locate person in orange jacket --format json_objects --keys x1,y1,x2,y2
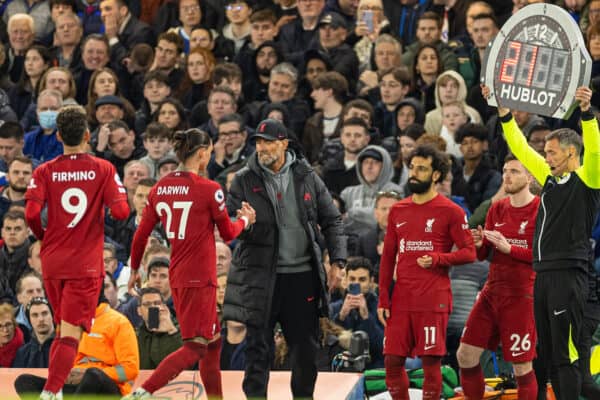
[{"x1": 14, "y1": 291, "x2": 140, "y2": 397}]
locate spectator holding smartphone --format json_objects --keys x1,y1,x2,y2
[
  {"x1": 136, "y1": 287, "x2": 183, "y2": 370},
  {"x1": 330, "y1": 257, "x2": 384, "y2": 368}
]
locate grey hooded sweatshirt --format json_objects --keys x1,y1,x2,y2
[
  {"x1": 340, "y1": 145, "x2": 403, "y2": 228},
  {"x1": 259, "y1": 151, "x2": 312, "y2": 274}
]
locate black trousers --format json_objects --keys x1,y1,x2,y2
[
  {"x1": 243, "y1": 271, "x2": 319, "y2": 399},
  {"x1": 14, "y1": 367, "x2": 121, "y2": 396},
  {"x1": 534, "y1": 268, "x2": 587, "y2": 400}
]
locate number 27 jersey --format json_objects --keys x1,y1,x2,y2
[
  {"x1": 141, "y1": 171, "x2": 241, "y2": 288},
  {"x1": 25, "y1": 154, "x2": 127, "y2": 279}
]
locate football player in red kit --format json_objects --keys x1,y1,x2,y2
[
  {"x1": 124, "y1": 128, "x2": 256, "y2": 400},
  {"x1": 458, "y1": 155, "x2": 539, "y2": 400},
  {"x1": 378, "y1": 145, "x2": 476, "y2": 400},
  {"x1": 24, "y1": 106, "x2": 130, "y2": 400}
]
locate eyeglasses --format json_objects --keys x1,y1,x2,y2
[
  {"x1": 0, "y1": 322, "x2": 14, "y2": 331},
  {"x1": 226, "y1": 4, "x2": 245, "y2": 11},
  {"x1": 181, "y1": 5, "x2": 200, "y2": 13},
  {"x1": 141, "y1": 301, "x2": 163, "y2": 308}
]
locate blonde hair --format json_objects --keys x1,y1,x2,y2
[
  {"x1": 8, "y1": 13, "x2": 34, "y2": 33},
  {"x1": 0, "y1": 303, "x2": 16, "y2": 325}
]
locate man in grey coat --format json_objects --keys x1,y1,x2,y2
[{"x1": 224, "y1": 118, "x2": 346, "y2": 399}]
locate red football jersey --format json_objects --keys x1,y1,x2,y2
[
  {"x1": 379, "y1": 194, "x2": 475, "y2": 313},
  {"x1": 25, "y1": 154, "x2": 127, "y2": 279},
  {"x1": 134, "y1": 171, "x2": 244, "y2": 288},
  {"x1": 478, "y1": 196, "x2": 539, "y2": 296}
]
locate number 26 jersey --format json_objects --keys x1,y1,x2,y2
[{"x1": 25, "y1": 154, "x2": 127, "y2": 279}]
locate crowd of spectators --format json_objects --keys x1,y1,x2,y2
[{"x1": 0, "y1": 0, "x2": 598, "y2": 394}]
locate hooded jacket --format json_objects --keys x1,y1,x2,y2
[
  {"x1": 223, "y1": 150, "x2": 346, "y2": 328},
  {"x1": 424, "y1": 70, "x2": 482, "y2": 135},
  {"x1": 340, "y1": 145, "x2": 403, "y2": 228}
]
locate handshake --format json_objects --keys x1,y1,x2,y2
[{"x1": 236, "y1": 201, "x2": 257, "y2": 228}]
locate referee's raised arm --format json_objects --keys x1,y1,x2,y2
[
  {"x1": 481, "y1": 85, "x2": 550, "y2": 185},
  {"x1": 575, "y1": 87, "x2": 600, "y2": 189}
]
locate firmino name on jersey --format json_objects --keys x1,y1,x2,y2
[
  {"x1": 157, "y1": 185, "x2": 190, "y2": 195},
  {"x1": 52, "y1": 170, "x2": 96, "y2": 182}
]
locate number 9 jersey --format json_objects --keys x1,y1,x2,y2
[{"x1": 25, "y1": 154, "x2": 128, "y2": 279}]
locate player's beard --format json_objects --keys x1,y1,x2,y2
[
  {"x1": 407, "y1": 176, "x2": 432, "y2": 194},
  {"x1": 504, "y1": 180, "x2": 528, "y2": 195}
]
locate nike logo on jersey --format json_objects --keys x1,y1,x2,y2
[
  {"x1": 511, "y1": 351, "x2": 526, "y2": 357},
  {"x1": 553, "y1": 309, "x2": 567, "y2": 316},
  {"x1": 424, "y1": 345, "x2": 436, "y2": 350},
  {"x1": 396, "y1": 222, "x2": 407, "y2": 228},
  {"x1": 494, "y1": 223, "x2": 506, "y2": 227}
]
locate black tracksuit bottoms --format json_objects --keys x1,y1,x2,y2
[
  {"x1": 243, "y1": 271, "x2": 320, "y2": 399},
  {"x1": 534, "y1": 268, "x2": 587, "y2": 400}
]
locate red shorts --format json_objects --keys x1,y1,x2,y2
[
  {"x1": 461, "y1": 291, "x2": 537, "y2": 363},
  {"x1": 384, "y1": 310, "x2": 448, "y2": 357},
  {"x1": 172, "y1": 285, "x2": 220, "y2": 341},
  {"x1": 44, "y1": 277, "x2": 103, "y2": 332}
]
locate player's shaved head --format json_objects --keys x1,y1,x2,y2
[{"x1": 56, "y1": 106, "x2": 89, "y2": 146}]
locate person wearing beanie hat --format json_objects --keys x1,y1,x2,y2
[
  {"x1": 12, "y1": 297, "x2": 55, "y2": 368},
  {"x1": 341, "y1": 144, "x2": 403, "y2": 228},
  {"x1": 224, "y1": 117, "x2": 346, "y2": 399}
]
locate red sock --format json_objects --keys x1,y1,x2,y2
[
  {"x1": 143, "y1": 341, "x2": 207, "y2": 394},
  {"x1": 421, "y1": 356, "x2": 442, "y2": 400},
  {"x1": 48, "y1": 337, "x2": 59, "y2": 364},
  {"x1": 199, "y1": 338, "x2": 222, "y2": 398},
  {"x1": 517, "y1": 370, "x2": 538, "y2": 400},
  {"x1": 43, "y1": 336, "x2": 79, "y2": 393},
  {"x1": 460, "y1": 364, "x2": 485, "y2": 400},
  {"x1": 385, "y1": 355, "x2": 410, "y2": 400}
]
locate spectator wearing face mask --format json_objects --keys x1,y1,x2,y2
[{"x1": 23, "y1": 89, "x2": 64, "y2": 163}]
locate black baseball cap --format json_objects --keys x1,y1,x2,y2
[
  {"x1": 253, "y1": 119, "x2": 288, "y2": 141},
  {"x1": 359, "y1": 148, "x2": 383, "y2": 163},
  {"x1": 95, "y1": 95, "x2": 124, "y2": 109},
  {"x1": 318, "y1": 12, "x2": 347, "y2": 30}
]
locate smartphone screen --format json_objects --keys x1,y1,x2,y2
[
  {"x1": 148, "y1": 306, "x2": 160, "y2": 329},
  {"x1": 348, "y1": 282, "x2": 361, "y2": 295},
  {"x1": 363, "y1": 10, "x2": 374, "y2": 33}
]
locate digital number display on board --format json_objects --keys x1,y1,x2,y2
[{"x1": 481, "y1": 4, "x2": 591, "y2": 119}]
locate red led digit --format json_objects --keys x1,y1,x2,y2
[{"x1": 499, "y1": 41, "x2": 522, "y2": 84}]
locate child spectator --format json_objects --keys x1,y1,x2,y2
[
  {"x1": 440, "y1": 101, "x2": 468, "y2": 159},
  {"x1": 139, "y1": 123, "x2": 173, "y2": 179}
]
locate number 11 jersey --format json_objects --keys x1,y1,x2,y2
[{"x1": 25, "y1": 154, "x2": 127, "y2": 279}]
